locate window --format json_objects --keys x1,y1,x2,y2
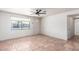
[{"x1": 11, "y1": 17, "x2": 30, "y2": 30}]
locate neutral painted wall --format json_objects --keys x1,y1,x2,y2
[
  {"x1": 41, "y1": 14, "x2": 67, "y2": 40},
  {"x1": 41, "y1": 9, "x2": 79, "y2": 40},
  {"x1": 75, "y1": 19, "x2": 79, "y2": 35},
  {"x1": 0, "y1": 11, "x2": 40, "y2": 41}
]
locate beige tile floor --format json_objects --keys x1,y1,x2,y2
[{"x1": 0, "y1": 35, "x2": 79, "y2": 51}]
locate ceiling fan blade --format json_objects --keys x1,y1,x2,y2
[
  {"x1": 43, "y1": 11, "x2": 46, "y2": 12},
  {"x1": 36, "y1": 9, "x2": 38, "y2": 11},
  {"x1": 39, "y1": 9, "x2": 42, "y2": 12},
  {"x1": 39, "y1": 13, "x2": 46, "y2": 14},
  {"x1": 36, "y1": 9, "x2": 41, "y2": 12}
]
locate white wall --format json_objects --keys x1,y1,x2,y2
[
  {"x1": 41, "y1": 9, "x2": 79, "y2": 40},
  {"x1": 0, "y1": 11, "x2": 40, "y2": 41},
  {"x1": 41, "y1": 14, "x2": 67, "y2": 40},
  {"x1": 75, "y1": 19, "x2": 79, "y2": 35}
]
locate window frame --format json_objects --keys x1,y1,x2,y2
[{"x1": 11, "y1": 17, "x2": 30, "y2": 30}]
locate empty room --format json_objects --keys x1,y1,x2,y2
[{"x1": 0, "y1": 8, "x2": 79, "y2": 51}]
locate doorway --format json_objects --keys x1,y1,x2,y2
[{"x1": 67, "y1": 14, "x2": 79, "y2": 40}]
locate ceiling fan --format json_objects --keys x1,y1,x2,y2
[{"x1": 31, "y1": 8, "x2": 46, "y2": 16}]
